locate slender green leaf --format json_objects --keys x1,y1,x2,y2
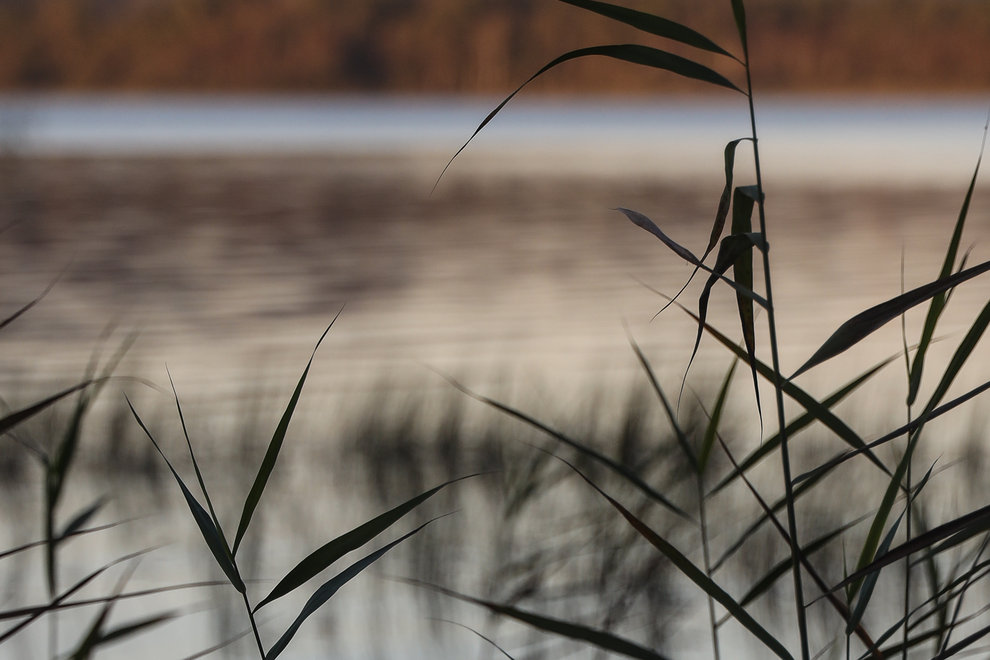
[
  {"x1": 792, "y1": 258, "x2": 990, "y2": 379},
  {"x1": 256, "y1": 474, "x2": 476, "y2": 610},
  {"x1": 839, "y1": 503, "x2": 990, "y2": 594},
  {"x1": 730, "y1": 0, "x2": 749, "y2": 57},
  {"x1": 620, "y1": 208, "x2": 769, "y2": 308},
  {"x1": 69, "y1": 562, "x2": 137, "y2": 660},
  {"x1": 234, "y1": 310, "x2": 341, "y2": 556},
  {"x1": 266, "y1": 518, "x2": 441, "y2": 659},
  {"x1": 684, "y1": 231, "x2": 766, "y2": 400},
  {"x1": 731, "y1": 185, "x2": 761, "y2": 421},
  {"x1": 728, "y1": 518, "x2": 861, "y2": 613},
  {"x1": 80, "y1": 613, "x2": 176, "y2": 651},
  {"x1": 848, "y1": 463, "x2": 935, "y2": 633},
  {"x1": 0, "y1": 548, "x2": 151, "y2": 643},
  {"x1": 711, "y1": 355, "x2": 894, "y2": 495},
  {"x1": 710, "y1": 139, "x2": 750, "y2": 257},
  {"x1": 699, "y1": 360, "x2": 736, "y2": 471},
  {"x1": 648, "y1": 285, "x2": 891, "y2": 476},
  {"x1": 0, "y1": 380, "x2": 94, "y2": 437},
  {"x1": 57, "y1": 499, "x2": 106, "y2": 544},
  {"x1": 795, "y1": 377, "x2": 990, "y2": 486},
  {"x1": 0, "y1": 274, "x2": 59, "y2": 332},
  {"x1": 564, "y1": 459, "x2": 792, "y2": 659},
  {"x1": 437, "y1": 619, "x2": 517, "y2": 660},
  {"x1": 413, "y1": 581, "x2": 669, "y2": 660},
  {"x1": 126, "y1": 396, "x2": 245, "y2": 593},
  {"x1": 910, "y1": 121, "x2": 988, "y2": 405},
  {"x1": 168, "y1": 368, "x2": 232, "y2": 559},
  {"x1": 558, "y1": 0, "x2": 739, "y2": 61},
  {"x1": 438, "y1": 44, "x2": 741, "y2": 186},
  {"x1": 627, "y1": 333, "x2": 696, "y2": 470}
]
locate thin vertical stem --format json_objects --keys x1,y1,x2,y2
[
  {"x1": 742, "y1": 52, "x2": 811, "y2": 660},
  {"x1": 698, "y1": 475, "x2": 721, "y2": 660},
  {"x1": 241, "y1": 590, "x2": 266, "y2": 658}
]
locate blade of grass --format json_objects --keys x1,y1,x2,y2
[
  {"x1": 620, "y1": 208, "x2": 769, "y2": 308},
  {"x1": 0, "y1": 380, "x2": 97, "y2": 437},
  {"x1": 168, "y1": 367, "x2": 231, "y2": 559},
  {"x1": 847, "y1": 463, "x2": 936, "y2": 634},
  {"x1": 710, "y1": 355, "x2": 895, "y2": 496},
  {"x1": 558, "y1": 0, "x2": 740, "y2": 61},
  {"x1": 255, "y1": 474, "x2": 477, "y2": 610},
  {"x1": 437, "y1": 44, "x2": 742, "y2": 187},
  {"x1": 792, "y1": 259, "x2": 990, "y2": 379},
  {"x1": 909, "y1": 115, "x2": 988, "y2": 405},
  {"x1": 730, "y1": 186, "x2": 761, "y2": 422},
  {"x1": 265, "y1": 517, "x2": 444, "y2": 659},
  {"x1": 233, "y1": 310, "x2": 340, "y2": 557},
  {"x1": 699, "y1": 360, "x2": 736, "y2": 472},
  {"x1": 0, "y1": 547, "x2": 153, "y2": 644},
  {"x1": 653, "y1": 292, "x2": 891, "y2": 476},
  {"x1": 126, "y1": 396, "x2": 245, "y2": 593},
  {"x1": 627, "y1": 332, "x2": 696, "y2": 470}
]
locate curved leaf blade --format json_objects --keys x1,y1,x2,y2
[
  {"x1": 256, "y1": 474, "x2": 475, "y2": 610},
  {"x1": 265, "y1": 518, "x2": 441, "y2": 659},
  {"x1": 792, "y1": 259, "x2": 990, "y2": 379},
  {"x1": 233, "y1": 310, "x2": 341, "y2": 556},
  {"x1": 910, "y1": 119, "x2": 989, "y2": 404},
  {"x1": 438, "y1": 44, "x2": 741, "y2": 186},
  {"x1": 126, "y1": 397, "x2": 244, "y2": 593},
  {"x1": 558, "y1": 0, "x2": 739, "y2": 61}
]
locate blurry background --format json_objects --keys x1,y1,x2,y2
[{"x1": 0, "y1": 1, "x2": 989, "y2": 658}]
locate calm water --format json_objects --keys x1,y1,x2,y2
[{"x1": 1, "y1": 95, "x2": 989, "y2": 659}]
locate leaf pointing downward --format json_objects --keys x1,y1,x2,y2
[
  {"x1": 791, "y1": 258, "x2": 990, "y2": 380},
  {"x1": 255, "y1": 475, "x2": 475, "y2": 610}
]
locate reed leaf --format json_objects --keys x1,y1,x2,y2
[
  {"x1": 909, "y1": 123, "x2": 987, "y2": 405},
  {"x1": 0, "y1": 381, "x2": 95, "y2": 439},
  {"x1": 848, "y1": 463, "x2": 936, "y2": 633},
  {"x1": 265, "y1": 517, "x2": 442, "y2": 659},
  {"x1": 438, "y1": 44, "x2": 741, "y2": 186},
  {"x1": 710, "y1": 139, "x2": 750, "y2": 258},
  {"x1": 731, "y1": 186, "x2": 761, "y2": 421},
  {"x1": 699, "y1": 359, "x2": 736, "y2": 472},
  {"x1": 558, "y1": 0, "x2": 739, "y2": 61},
  {"x1": 620, "y1": 208, "x2": 769, "y2": 308},
  {"x1": 791, "y1": 259, "x2": 990, "y2": 379},
  {"x1": 233, "y1": 311, "x2": 340, "y2": 557},
  {"x1": 730, "y1": 0, "x2": 748, "y2": 56},
  {"x1": 656, "y1": 294, "x2": 890, "y2": 475},
  {"x1": 710, "y1": 356, "x2": 893, "y2": 496},
  {"x1": 126, "y1": 396, "x2": 245, "y2": 594},
  {"x1": 169, "y1": 368, "x2": 231, "y2": 559},
  {"x1": 57, "y1": 499, "x2": 106, "y2": 544},
  {"x1": 255, "y1": 475, "x2": 475, "y2": 611},
  {"x1": 840, "y1": 504, "x2": 990, "y2": 593},
  {"x1": 628, "y1": 334, "x2": 696, "y2": 471}
]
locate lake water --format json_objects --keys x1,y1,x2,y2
[{"x1": 1, "y1": 94, "x2": 989, "y2": 659}]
